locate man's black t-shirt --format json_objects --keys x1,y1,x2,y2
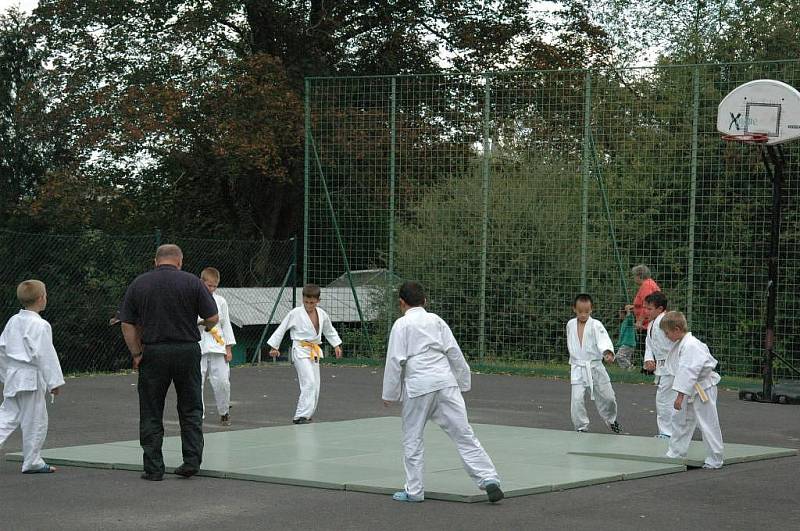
[{"x1": 119, "y1": 264, "x2": 217, "y2": 344}]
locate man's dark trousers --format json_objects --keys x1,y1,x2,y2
[{"x1": 138, "y1": 342, "x2": 204, "y2": 476}]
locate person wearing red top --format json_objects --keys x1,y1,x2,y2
[{"x1": 625, "y1": 265, "x2": 660, "y2": 331}]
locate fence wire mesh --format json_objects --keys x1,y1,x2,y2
[
  {"x1": 306, "y1": 61, "x2": 800, "y2": 380},
  {"x1": 0, "y1": 229, "x2": 295, "y2": 374}
]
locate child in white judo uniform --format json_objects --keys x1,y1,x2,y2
[
  {"x1": 642, "y1": 291, "x2": 677, "y2": 438},
  {"x1": 268, "y1": 284, "x2": 342, "y2": 424},
  {"x1": 660, "y1": 311, "x2": 724, "y2": 469},
  {"x1": 567, "y1": 294, "x2": 622, "y2": 433},
  {"x1": 0, "y1": 280, "x2": 65, "y2": 473},
  {"x1": 198, "y1": 267, "x2": 236, "y2": 426},
  {"x1": 382, "y1": 281, "x2": 503, "y2": 504}
]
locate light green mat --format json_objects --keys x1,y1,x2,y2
[{"x1": 7, "y1": 417, "x2": 796, "y2": 502}]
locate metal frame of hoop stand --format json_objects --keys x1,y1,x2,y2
[{"x1": 723, "y1": 134, "x2": 800, "y2": 404}]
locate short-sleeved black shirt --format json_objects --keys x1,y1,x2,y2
[{"x1": 118, "y1": 264, "x2": 218, "y2": 345}]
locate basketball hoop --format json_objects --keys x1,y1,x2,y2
[{"x1": 721, "y1": 132, "x2": 769, "y2": 144}]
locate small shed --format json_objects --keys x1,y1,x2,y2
[{"x1": 216, "y1": 286, "x2": 383, "y2": 364}]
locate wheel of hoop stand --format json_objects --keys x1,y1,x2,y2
[{"x1": 721, "y1": 132, "x2": 770, "y2": 144}]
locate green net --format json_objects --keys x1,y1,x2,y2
[
  {"x1": 306, "y1": 61, "x2": 800, "y2": 380},
  {"x1": 0, "y1": 229, "x2": 295, "y2": 374}
]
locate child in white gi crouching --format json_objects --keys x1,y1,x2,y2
[
  {"x1": 0, "y1": 280, "x2": 65, "y2": 473},
  {"x1": 382, "y1": 281, "x2": 503, "y2": 504},
  {"x1": 567, "y1": 294, "x2": 622, "y2": 434},
  {"x1": 660, "y1": 311, "x2": 724, "y2": 469},
  {"x1": 268, "y1": 284, "x2": 342, "y2": 424}
]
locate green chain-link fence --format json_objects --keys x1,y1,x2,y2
[
  {"x1": 305, "y1": 60, "x2": 800, "y2": 380},
  {"x1": 0, "y1": 229, "x2": 296, "y2": 374}
]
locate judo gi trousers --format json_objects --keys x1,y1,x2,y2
[
  {"x1": 0, "y1": 389, "x2": 48, "y2": 471},
  {"x1": 293, "y1": 355, "x2": 320, "y2": 420},
  {"x1": 401, "y1": 386, "x2": 499, "y2": 498},
  {"x1": 655, "y1": 374, "x2": 677, "y2": 437},
  {"x1": 200, "y1": 353, "x2": 230, "y2": 417},
  {"x1": 571, "y1": 365, "x2": 618, "y2": 431},
  {"x1": 666, "y1": 386, "x2": 724, "y2": 468},
  {"x1": 138, "y1": 342, "x2": 204, "y2": 475}
]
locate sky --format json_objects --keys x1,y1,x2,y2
[{"x1": 0, "y1": 0, "x2": 37, "y2": 14}]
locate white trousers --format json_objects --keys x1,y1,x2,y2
[
  {"x1": 655, "y1": 374, "x2": 677, "y2": 436},
  {"x1": 0, "y1": 390, "x2": 48, "y2": 471},
  {"x1": 571, "y1": 366, "x2": 618, "y2": 431},
  {"x1": 200, "y1": 353, "x2": 231, "y2": 416},
  {"x1": 401, "y1": 386, "x2": 499, "y2": 498},
  {"x1": 293, "y1": 356, "x2": 320, "y2": 420},
  {"x1": 666, "y1": 386, "x2": 724, "y2": 468}
]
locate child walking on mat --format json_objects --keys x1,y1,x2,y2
[
  {"x1": 268, "y1": 284, "x2": 342, "y2": 424},
  {"x1": 0, "y1": 280, "x2": 65, "y2": 473},
  {"x1": 567, "y1": 294, "x2": 622, "y2": 434},
  {"x1": 660, "y1": 311, "x2": 724, "y2": 469}
]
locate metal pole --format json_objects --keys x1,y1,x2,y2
[
  {"x1": 388, "y1": 77, "x2": 397, "y2": 338},
  {"x1": 762, "y1": 145, "x2": 783, "y2": 400},
  {"x1": 687, "y1": 67, "x2": 699, "y2": 327},
  {"x1": 580, "y1": 71, "x2": 592, "y2": 292},
  {"x1": 303, "y1": 78, "x2": 311, "y2": 285},
  {"x1": 478, "y1": 74, "x2": 492, "y2": 359}
]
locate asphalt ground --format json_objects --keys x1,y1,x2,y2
[{"x1": 1, "y1": 363, "x2": 798, "y2": 531}]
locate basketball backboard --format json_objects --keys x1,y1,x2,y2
[{"x1": 717, "y1": 79, "x2": 800, "y2": 145}]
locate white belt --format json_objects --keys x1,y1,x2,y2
[{"x1": 577, "y1": 360, "x2": 597, "y2": 400}]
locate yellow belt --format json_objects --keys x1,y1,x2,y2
[{"x1": 300, "y1": 341, "x2": 322, "y2": 363}]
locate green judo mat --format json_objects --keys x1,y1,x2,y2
[{"x1": 7, "y1": 417, "x2": 797, "y2": 502}]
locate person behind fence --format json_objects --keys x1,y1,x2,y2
[
  {"x1": 615, "y1": 305, "x2": 636, "y2": 370},
  {"x1": 627, "y1": 264, "x2": 661, "y2": 331},
  {"x1": 660, "y1": 311, "x2": 724, "y2": 469},
  {"x1": 198, "y1": 267, "x2": 236, "y2": 427},
  {"x1": 119, "y1": 244, "x2": 219, "y2": 481},
  {"x1": 643, "y1": 291, "x2": 677, "y2": 439},
  {"x1": 567, "y1": 293, "x2": 622, "y2": 434},
  {"x1": 268, "y1": 283, "x2": 342, "y2": 424},
  {"x1": 0, "y1": 280, "x2": 65, "y2": 474},
  {"x1": 382, "y1": 281, "x2": 503, "y2": 504}
]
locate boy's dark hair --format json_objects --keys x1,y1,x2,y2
[
  {"x1": 644, "y1": 291, "x2": 668, "y2": 310},
  {"x1": 302, "y1": 283, "x2": 321, "y2": 299},
  {"x1": 398, "y1": 281, "x2": 426, "y2": 307},
  {"x1": 573, "y1": 293, "x2": 593, "y2": 306}
]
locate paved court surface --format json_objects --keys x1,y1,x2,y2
[{"x1": 1, "y1": 364, "x2": 799, "y2": 529}]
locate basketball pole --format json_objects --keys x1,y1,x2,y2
[{"x1": 759, "y1": 144, "x2": 783, "y2": 400}]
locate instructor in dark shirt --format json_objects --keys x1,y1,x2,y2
[{"x1": 119, "y1": 244, "x2": 219, "y2": 481}]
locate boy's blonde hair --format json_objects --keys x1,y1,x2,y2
[
  {"x1": 17, "y1": 279, "x2": 46, "y2": 307},
  {"x1": 660, "y1": 311, "x2": 688, "y2": 333},
  {"x1": 201, "y1": 267, "x2": 221, "y2": 282},
  {"x1": 302, "y1": 283, "x2": 321, "y2": 299}
]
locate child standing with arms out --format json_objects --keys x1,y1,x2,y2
[
  {"x1": 198, "y1": 268, "x2": 236, "y2": 426},
  {"x1": 268, "y1": 284, "x2": 342, "y2": 424},
  {"x1": 615, "y1": 306, "x2": 636, "y2": 370},
  {"x1": 567, "y1": 294, "x2": 622, "y2": 433},
  {"x1": 643, "y1": 291, "x2": 677, "y2": 438},
  {"x1": 660, "y1": 311, "x2": 724, "y2": 469},
  {"x1": 382, "y1": 281, "x2": 503, "y2": 503},
  {"x1": 0, "y1": 280, "x2": 65, "y2": 473}
]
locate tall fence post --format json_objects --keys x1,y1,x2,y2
[
  {"x1": 478, "y1": 74, "x2": 492, "y2": 359},
  {"x1": 303, "y1": 78, "x2": 311, "y2": 285},
  {"x1": 154, "y1": 228, "x2": 161, "y2": 249},
  {"x1": 388, "y1": 76, "x2": 397, "y2": 337},
  {"x1": 580, "y1": 71, "x2": 593, "y2": 292},
  {"x1": 687, "y1": 66, "x2": 700, "y2": 327}
]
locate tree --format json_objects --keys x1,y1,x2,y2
[{"x1": 0, "y1": 7, "x2": 49, "y2": 228}]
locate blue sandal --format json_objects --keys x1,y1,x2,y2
[{"x1": 23, "y1": 463, "x2": 57, "y2": 474}]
